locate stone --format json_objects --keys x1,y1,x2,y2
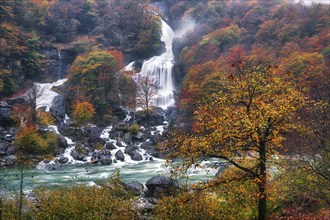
[
  {"x1": 0, "y1": 107, "x2": 15, "y2": 126},
  {"x1": 130, "y1": 151, "x2": 143, "y2": 161},
  {"x1": 87, "y1": 126, "x2": 102, "y2": 138},
  {"x1": 100, "y1": 155, "x2": 112, "y2": 165},
  {"x1": 105, "y1": 142, "x2": 116, "y2": 150},
  {"x1": 127, "y1": 181, "x2": 144, "y2": 196},
  {"x1": 58, "y1": 156, "x2": 69, "y2": 164},
  {"x1": 6, "y1": 146, "x2": 15, "y2": 155},
  {"x1": 47, "y1": 162, "x2": 62, "y2": 171},
  {"x1": 6, "y1": 97, "x2": 26, "y2": 106},
  {"x1": 145, "y1": 175, "x2": 177, "y2": 196},
  {"x1": 115, "y1": 150, "x2": 125, "y2": 161},
  {"x1": 71, "y1": 150, "x2": 85, "y2": 161},
  {"x1": 140, "y1": 141, "x2": 154, "y2": 150},
  {"x1": 124, "y1": 145, "x2": 139, "y2": 155}
]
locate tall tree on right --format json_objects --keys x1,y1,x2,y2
[{"x1": 169, "y1": 61, "x2": 306, "y2": 220}]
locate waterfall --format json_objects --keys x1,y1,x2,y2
[
  {"x1": 138, "y1": 19, "x2": 175, "y2": 109},
  {"x1": 57, "y1": 49, "x2": 62, "y2": 79}
]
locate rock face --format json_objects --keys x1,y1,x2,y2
[
  {"x1": 50, "y1": 94, "x2": 66, "y2": 122},
  {"x1": 0, "y1": 106, "x2": 15, "y2": 127}
]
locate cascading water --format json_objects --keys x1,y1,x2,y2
[{"x1": 138, "y1": 19, "x2": 175, "y2": 109}]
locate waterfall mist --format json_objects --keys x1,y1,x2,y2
[{"x1": 174, "y1": 16, "x2": 196, "y2": 39}]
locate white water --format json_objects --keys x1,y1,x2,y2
[
  {"x1": 138, "y1": 19, "x2": 175, "y2": 109},
  {"x1": 33, "y1": 78, "x2": 68, "y2": 111}
]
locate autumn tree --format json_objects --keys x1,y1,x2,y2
[
  {"x1": 69, "y1": 49, "x2": 123, "y2": 119},
  {"x1": 169, "y1": 62, "x2": 306, "y2": 220},
  {"x1": 13, "y1": 124, "x2": 59, "y2": 219},
  {"x1": 72, "y1": 100, "x2": 95, "y2": 126}
]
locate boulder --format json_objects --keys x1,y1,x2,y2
[
  {"x1": 0, "y1": 107, "x2": 15, "y2": 126},
  {"x1": 130, "y1": 151, "x2": 143, "y2": 161},
  {"x1": 115, "y1": 150, "x2": 125, "y2": 161},
  {"x1": 127, "y1": 181, "x2": 144, "y2": 196},
  {"x1": 105, "y1": 142, "x2": 116, "y2": 150},
  {"x1": 140, "y1": 141, "x2": 154, "y2": 150},
  {"x1": 6, "y1": 97, "x2": 26, "y2": 106},
  {"x1": 123, "y1": 133, "x2": 132, "y2": 144},
  {"x1": 145, "y1": 175, "x2": 177, "y2": 197},
  {"x1": 5, "y1": 155, "x2": 17, "y2": 165},
  {"x1": 71, "y1": 150, "x2": 85, "y2": 161},
  {"x1": 133, "y1": 132, "x2": 145, "y2": 141},
  {"x1": 124, "y1": 145, "x2": 139, "y2": 155},
  {"x1": 58, "y1": 156, "x2": 69, "y2": 164},
  {"x1": 59, "y1": 136, "x2": 68, "y2": 149},
  {"x1": 100, "y1": 155, "x2": 112, "y2": 165},
  {"x1": 50, "y1": 94, "x2": 66, "y2": 122},
  {"x1": 146, "y1": 149, "x2": 167, "y2": 159},
  {"x1": 135, "y1": 110, "x2": 165, "y2": 127},
  {"x1": 46, "y1": 161, "x2": 62, "y2": 170},
  {"x1": 0, "y1": 141, "x2": 9, "y2": 156},
  {"x1": 87, "y1": 126, "x2": 103, "y2": 138},
  {"x1": 6, "y1": 146, "x2": 15, "y2": 155}
]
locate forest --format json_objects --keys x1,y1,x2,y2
[{"x1": 0, "y1": 0, "x2": 329, "y2": 219}]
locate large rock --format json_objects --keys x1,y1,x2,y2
[
  {"x1": 58, "y1": 156, "x2": 69, "y2": 164},
  {"x1": 105, "y1": 142, "x2": 116, "y2": 150},
  {"x1": 115, "y1": 150, "x2": 125, "y2": 161},
  {"x1": 6, "y1": 146, "x2": 15, "y2": 155},
  {"x1": 50, "y1": 94, "x2": 66, "y2": 122},
  {"x1": 46, "y1": 161, "x2": 62, "y2": 170},
  {"x1": 135, "y1": 109, "x2": 165, "y2": 127},
  {"x1": 100, "y1": 155, "x2": 112, "y2": 165},
  {"x1": 130, "y1": 151, "x2": 143, "y2": 161},
  {"x1": 140, "y1": 141, "x2": 154, "y2": 150},
  {"x1": 127, "y1": 181, "x2": 144, "y2": 196},
  {"x1": 71, "y1": 150, "x2": 86, "y2": 161},
  {"x1": 145, "y1": 175, "x2": 177, "y2": 197},
  {"x1": 0, "y1": 106, "x2": 15, "y2": 126},
  {"x1": 124, "y1": 145, "x2": 139, "y2": 155},
  {"x1": 6, "y1": 97, "x2": 26, "y2": 106},
  {"x1": 87, "y1": 126, "x2": 102, "y2": 139}
]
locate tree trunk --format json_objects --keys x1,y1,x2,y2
[
  {"x1": 0, "y1": 197, "x2": 3, "y2": 220},
  {"x1": 18, "y1": 167, "x2": 24, "y2": 220},
  {"x1": 258, "y1": 143, "x2": 267, "y2": 220}
]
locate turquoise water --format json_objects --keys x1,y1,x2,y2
[{"x1": 0, "y1": 159, "x2": 218, "y2": 194}]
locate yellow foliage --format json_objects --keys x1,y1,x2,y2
[
  {"x1": 37, "y1": 111, "x2": 55, "y2": 126},
  {"x1": 72, "y1": 101, "x2": 95, "y2": 125}
]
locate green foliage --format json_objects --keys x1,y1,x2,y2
[
  {"x1": 27, "y1": 174, "x2": 136, "y2": 220},
  {"x1": 128, "y1": 123, "x2": 139, "y2": 135},
  {"x1": 69, "y1": 49, "x2": 123, "y2": 119},
  {"x1": 13, "y1": 125, "x2": 59, "y2": 159},
  {"x1": 268, "y1": 160, "x2": 330, "y2": 217},
  {"x1": 200, "y1": 25, "x2": 241, "y2": 51}
]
